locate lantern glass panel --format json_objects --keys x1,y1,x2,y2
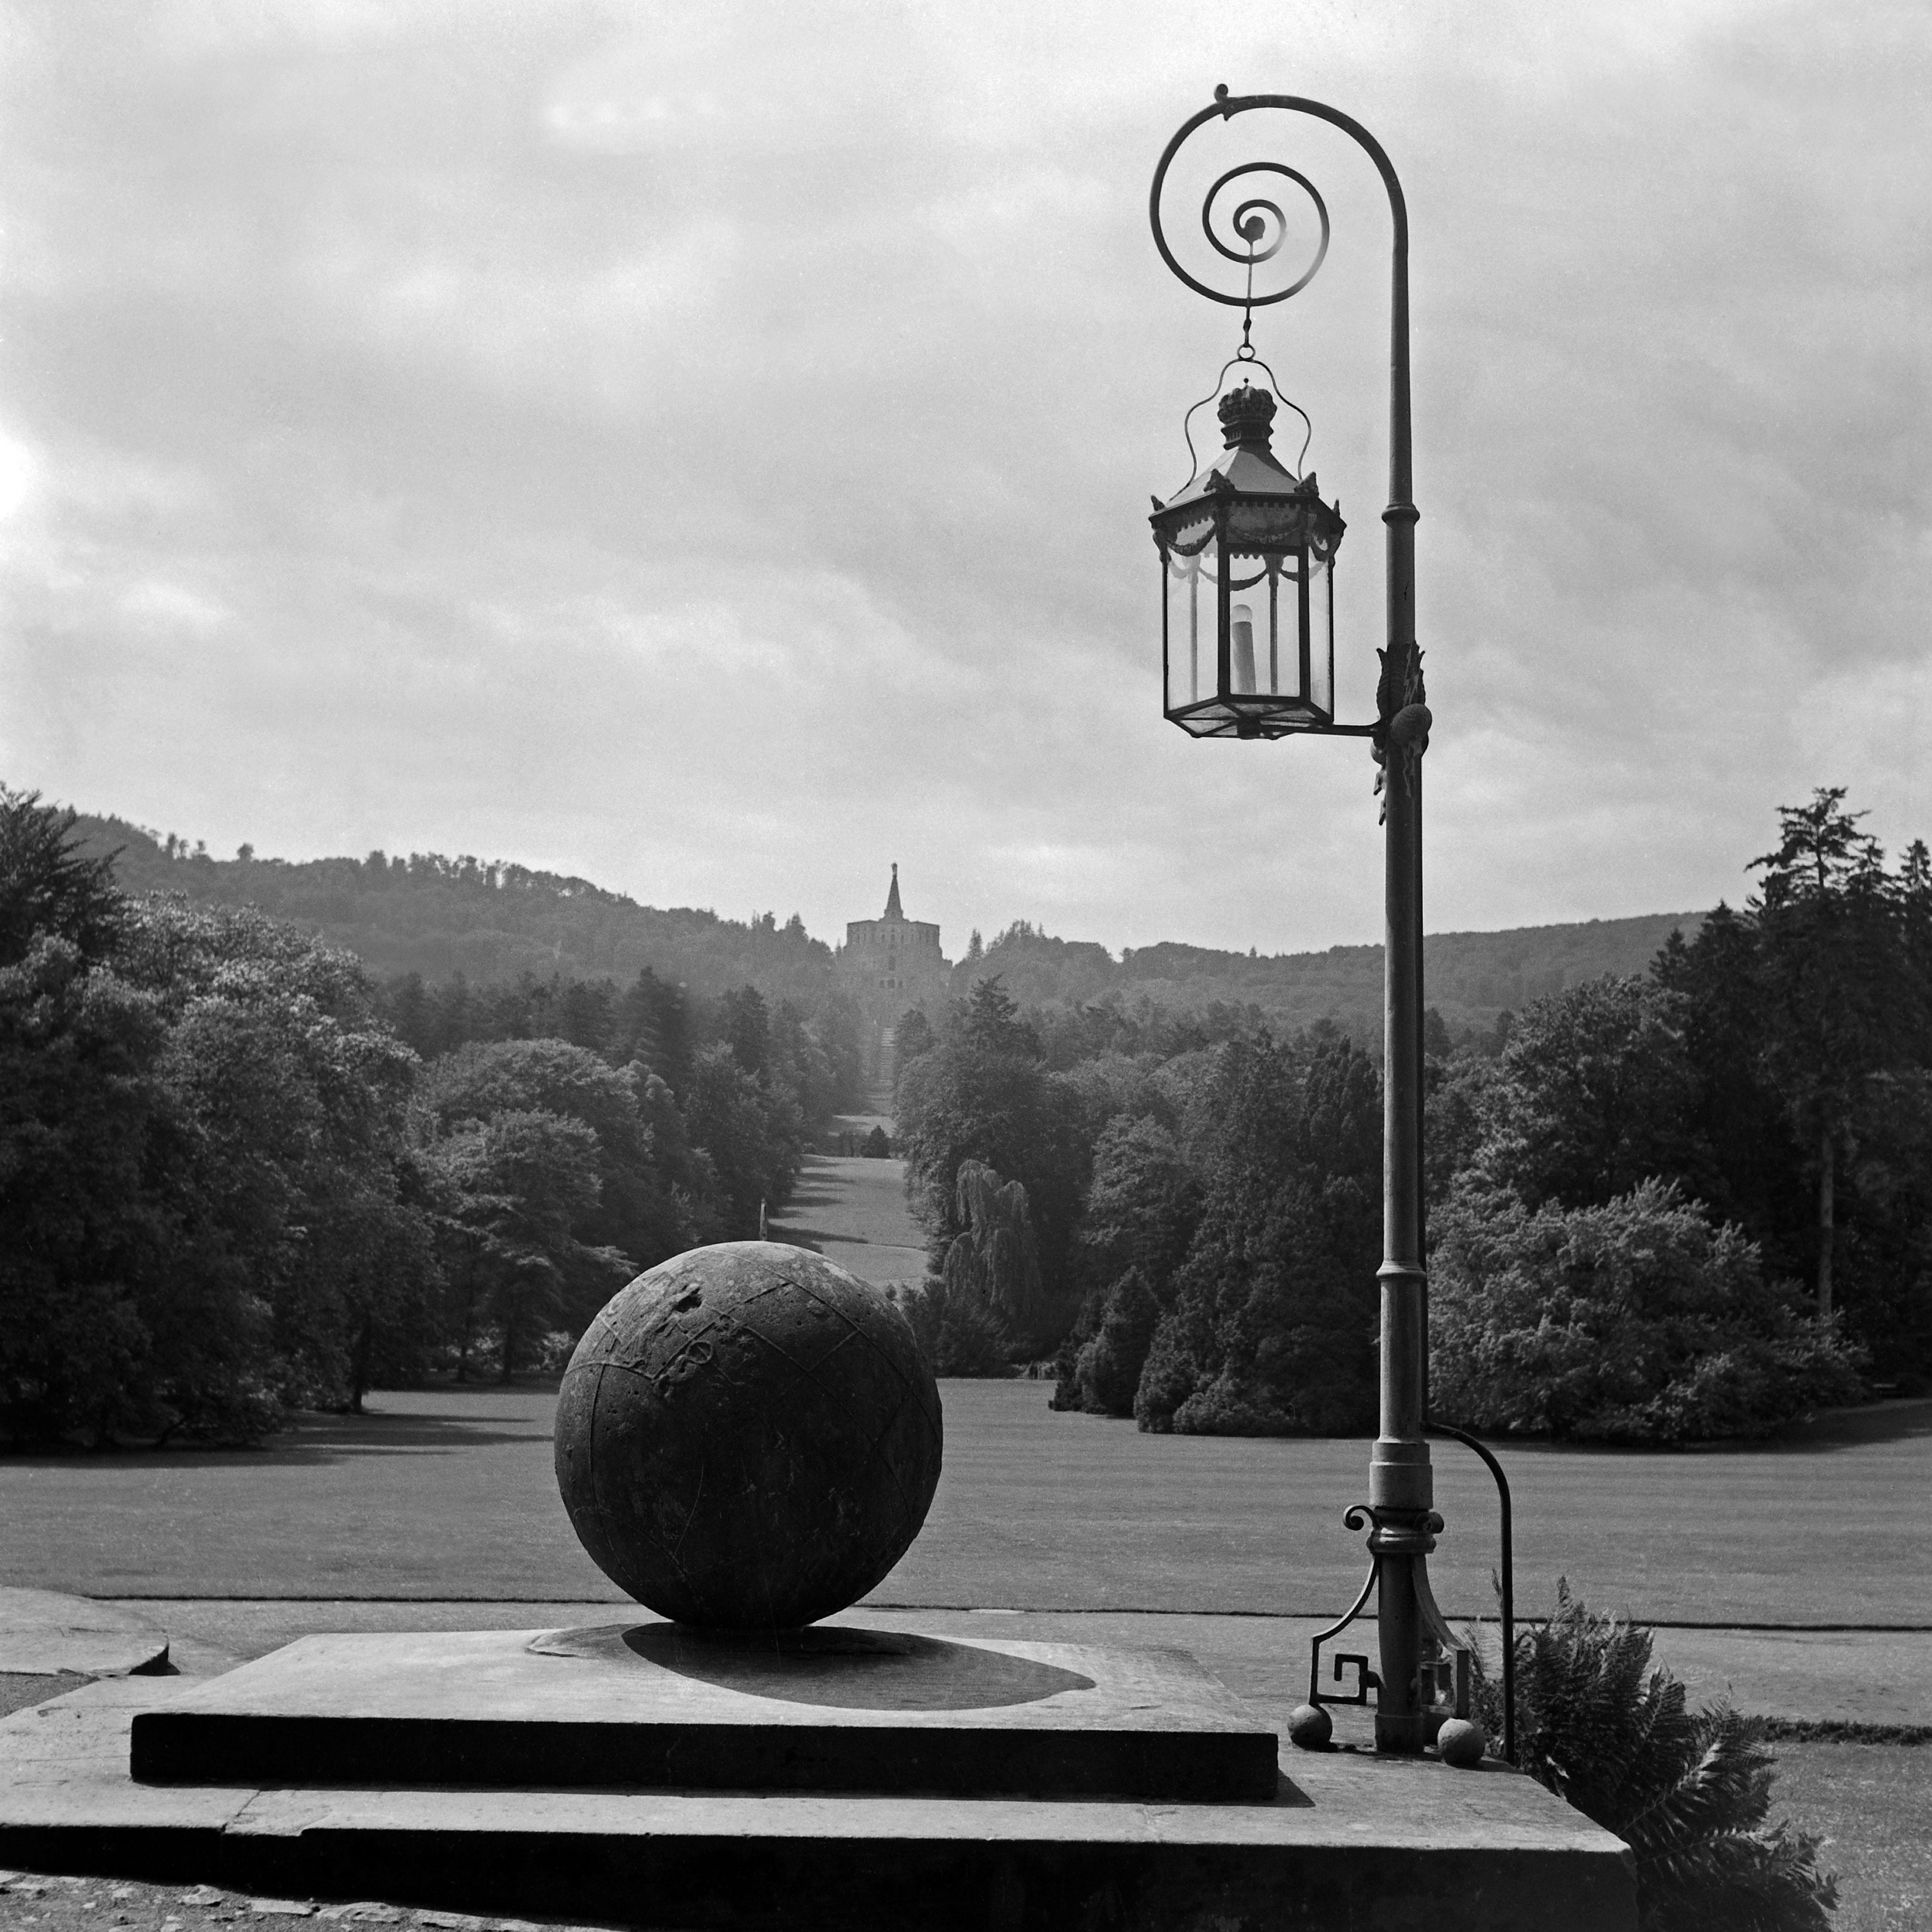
[
  {"x1": 1163, "y1": 520, "x2": 1216, "y2": 716},
  {"x1": 1309, "y1": 546, "x2": 1334, "y2": 721}
]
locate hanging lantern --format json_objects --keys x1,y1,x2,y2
[{"x1": 1151, "y1": 382, "x2": 1346, "y2": 739}]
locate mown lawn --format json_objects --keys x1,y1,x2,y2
[
  {"x1": 1770, "y1": 1741, "x2": 1932, "y2": 1930},
  {"x1": 2, "y1": 1381, "x2": 1929, "y2": 1625},
  {"x1": 3, "y1": 1381, "x2": 1929, "y2": 1920}
]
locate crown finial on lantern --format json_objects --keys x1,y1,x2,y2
[{"x1": 1217, "y1": 382, "x2": 1277, "y2": 450}]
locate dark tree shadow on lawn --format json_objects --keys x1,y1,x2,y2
[
  {"x1": 1753, "y1": 1395, "x2": 1932, "y2": 1452},
  {"x1": 776, "y1": 1176, "x2": 846, "y2": 1206},
  {"x1": 0, "y1": 1410, "x2": 554, "y2": 1466},
  {"x1": 762, "y1": 1226, "x2": 834, "y2": 1250},
  {"x1": 1471, "y1": 1395, "x2": 1932, "y2": 1461}
]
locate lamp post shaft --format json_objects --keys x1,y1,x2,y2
[
  {"x1": 1366, "y1": 104, "x2": 1434, "y2": 1755},
  {"x1": 1375, "y1": 696, "x2": 1430, "y2": 1751}
]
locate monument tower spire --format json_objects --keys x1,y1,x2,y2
[{"x1": 840, "y1": 865, "x2": 947, "y2": 1089}]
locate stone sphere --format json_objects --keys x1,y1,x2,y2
[
  {"x1": 1286, "y1": 1704, "x2": 1334, "y2": 1751},
  {"x1": 554, "y1": 1242, "x2": 944, "y2": 1629},
  {"x1": 1435, "y1": 1717, "x2": 1486, "y2": 1768}
]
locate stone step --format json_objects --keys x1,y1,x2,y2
[
  {"x1": 131, "y1": 1625, "x2": 1277, "y2": 1803},
  {"x1": 6, "y1": 1675, "x2": 1638, "y2": 1932}
]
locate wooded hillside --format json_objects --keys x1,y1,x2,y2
[
  {"x1": 76, "y1": 817, "x2": 839, "y2": 1006},
  {"x1": 958, "y1": 913, "x2": 1706, "y2": 1040},
  {"x1": 78, "y1": 812, "x2": 1701, "y2": 1042}
]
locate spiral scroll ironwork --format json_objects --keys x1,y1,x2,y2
[{"x1": 1152, "y1": 128, "x2": 1331, "y2": 309}]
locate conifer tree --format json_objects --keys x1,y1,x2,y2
[{"x1": 1751, "y1": 789, "x2": 1918, "y2": 1313}]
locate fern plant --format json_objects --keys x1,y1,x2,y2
[{"x1": 1469, "y1": 1581, "x2": 1837, "y2": 1931}]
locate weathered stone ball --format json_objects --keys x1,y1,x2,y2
[
  {"x1": 1435, "y1": 1717, "x2": 1486, "y2": 1768},
  {"x1": 554, "y1": 1242, "x2": 944, "y2": 1629},
  {"x1": 1286, "y1": 1703, "x2": 1334, "y2": 1750}
]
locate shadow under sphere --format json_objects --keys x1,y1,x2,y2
[{"x1": 554, "y1": 1242, "x2": 944, "y2": 1629}]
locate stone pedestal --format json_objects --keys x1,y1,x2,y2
[
  {"x1": 1, "y1": 1621, "x2": 1637, "y2": 1931},
  {"x1": 131, "y1": 1624, "x2": 1277, "y2": 1801}
]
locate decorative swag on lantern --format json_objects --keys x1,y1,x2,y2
[{"x1": 1151, "y1": 382, "x2": 1346, "y2": 739}]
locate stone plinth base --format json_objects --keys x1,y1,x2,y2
[
  {"x1": 3, "y1": 1635, "x2": 1637, "y2": 1932},
  {"x1": 131, "y1": 1624, "x2": 1277, "y2": 1802}
]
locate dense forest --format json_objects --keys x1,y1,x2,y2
[
  {"x1": 9, "y1": 786, "x2": 1924, "y2": 1449},
  {"x1": 895, "y1": 790, "x2": 1927, "y2": 1442},
  {"x1": 1, "y1": 791, "x2": 861, "y2": 1444}
]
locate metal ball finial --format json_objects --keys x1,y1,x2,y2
[{"x1": 1287, "y1": 1704, "x2": 1333, "y2": 1750}]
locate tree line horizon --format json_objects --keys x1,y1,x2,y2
[
  {"x1": 889, "y1": 787, "x2": 1926, "y2": 1444},
  {"x1": 72, "y1": 808, "x2": 1699, "y2": 1046},
  {"x1": 3, "y1": 784, "x2": 1924, "y2": 1449}
]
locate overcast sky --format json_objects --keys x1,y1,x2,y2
[{"x1": 2, "y1": 0, "x2": 1926, "y2": 957}]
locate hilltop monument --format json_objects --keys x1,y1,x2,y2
[{"x1": 839, "y1": 863, "x2": 950, "y2": 1082}]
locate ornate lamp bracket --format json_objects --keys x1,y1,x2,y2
[
  {"x1": 1296, "y1": 1503, "x2": 1472, "y2": 1746},
  {"x1": 1372, "y1": 643, "x2": 1430, "y2": 818}
]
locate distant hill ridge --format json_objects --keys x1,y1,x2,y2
[
  {"x1": 958, "y1": 910, "x2": 1705, "y2": 1041},
  {"x1": 73, "y1": 811, "x2": 1704, "y2": 1040},
  {"x1": 74, "y1": 815, "x2": 841, "y2": 1007}
]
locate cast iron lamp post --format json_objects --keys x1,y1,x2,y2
[{"x1": 1150, "y1": 87, "x2": 1470, "y2": 1757}]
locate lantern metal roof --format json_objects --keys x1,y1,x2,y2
[{"x1": 1149, "y1": 384, "x2": 1345, "y2": 557}]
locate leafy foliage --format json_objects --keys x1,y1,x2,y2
[
  {"x1": 424, "y1": 1108, "x2": 629, "y2": 1382},
  {"x1": 1746, "y1": 789, "x2": 1930, "y2": 1316},
  {"x1": 1136, "y1": 1035, "x2": 1381, "y2": 1436},
  {"x1": 0, "y1": 869, "x2": 435, "y2": 1440},
  {"x1": 1430, "y1": 813, "x2": 1932, "y2": 1427},
  {"x1": 1, "y1": 788, "x2": 124, "y2": 969},
  {"x1": 1751, "y1": 791, "x2": 1923, "y2": 1120},
  {"x1": 0, "y1": 930, "x2": 271, "y2": 1444},
  {"x1": 1056, "y1": 1116, "x2": 1203, "y2": 1415},
  {"x1": 134, "y1": 900, "x2": 434, "y2": 1411},
  {"x1": 1469, "y1": 977, "x2": 1704, "y2": 1211},
  {"x1": 420, "y1": 1040, "x2": 707, "y2": 1282},
  {"x1": 895, "y1": 978, "x2": 1091, "y2": 1324},
  {"x1": 1472, "y1": 1581, "x2": 1836, "y2": 1930},
  {"x1": 0, "y1": 792, "x2": 859, "y2": 1441},
  {"x1": 684, "y1": 1042, "x2": 802, "y2": 1239},
  {"x1": 1065, "y1": 1268, "x2": 1163, "y2": 1415},
  {"x1": 1431, "y1": 1179, "x2": 1863, "y2": 1442},
  {"x1": 1079, "y1": 1115, "x2": 1204, "y2": 1295},
  {"x1": 887, "y1": 1276, "x2": 1013, "y2": 1377},
  {"x1": 24, "y1": 782, "x2": 1932, "y2": 1444},
  {"x1": 892, "y1": 1007, "x2": 936, "y2": 1083}
]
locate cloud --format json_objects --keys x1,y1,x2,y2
[{"x1": 2, "y1": 0, "x2": 1927, "y2": 957}]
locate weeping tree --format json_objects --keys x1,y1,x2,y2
[{"x1": 940, "y1": 1160, "x2": 1044, "y2": 1354}]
